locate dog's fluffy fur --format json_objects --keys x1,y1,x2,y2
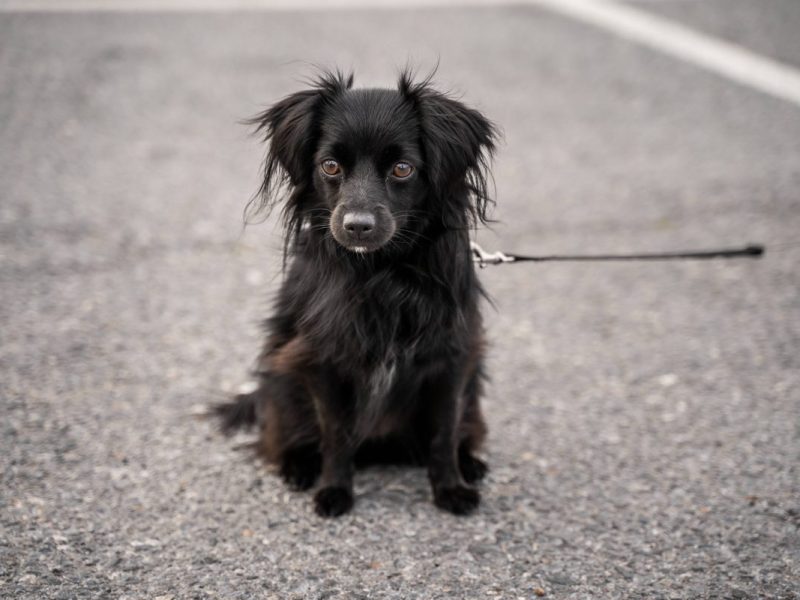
[{"x1": 215, "y1": 69, "x2": 498, "y2": 517}]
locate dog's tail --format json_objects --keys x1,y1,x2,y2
[{"x1": 212, "y1": 390, "x2": 260, "y2": 434}]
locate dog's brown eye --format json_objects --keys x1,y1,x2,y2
[
  {"x1": 321, "y1": 160, "x2": 341, "y2": 176},
  {"x1": 392, "y1": 162, "x2": 413, "y2": 178}
]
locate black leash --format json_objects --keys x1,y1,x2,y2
[{"x1": 470, "y1": 241, "x2": 765, "y2": 268}]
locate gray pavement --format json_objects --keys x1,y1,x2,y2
[{"x1": 1, "y1": 2, "x2": 798, "y2": 599}]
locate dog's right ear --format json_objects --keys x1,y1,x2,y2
[
  {"x1": 251, "y1": 89, "x2": 320, "y2": 188},
  {"x1": 245, "y1": 70, "x2": 354, "y2": 219}
]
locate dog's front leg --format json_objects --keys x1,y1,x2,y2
[
  {"x1": 308, "y1": 368, "x2": 357, "y2": 517},
  {"x1": 423, "y1": 369, "x2": 481, "y2": 515}
]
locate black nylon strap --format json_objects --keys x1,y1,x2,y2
[{"x1": 470, "y1": 242, "x2": 764, "y2": 267}]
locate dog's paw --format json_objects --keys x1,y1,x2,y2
[
  {"x1": 280, "y1": 448, "x2": 321, "y2": 491},
  {"x1": 313, "y1": 486, "x2": 354, "y2": 517},
  {"x1": 459, "y1": 453, "x2": 489, "y2": 484},
  {"x1": 433, "y1": 485, "x2": 480, "y2": 515}
]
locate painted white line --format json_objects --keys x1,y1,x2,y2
[
  {"x1": 530, "y1": 0, "x2": 800, "y2": 108},
  {"x1": 2, "y1": 0, "x2": 800, "y2": 109}
]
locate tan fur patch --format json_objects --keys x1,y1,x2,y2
[{"x1": 267, "y1": 335, "x2": 314, "y2": 375}]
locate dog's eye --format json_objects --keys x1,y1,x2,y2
[
  {"x1": 321, "y1": 160, "x2": 341, "y2": 177},
  {"x1": 392, "y1": 162, "x2": 413, "y2": 178}
]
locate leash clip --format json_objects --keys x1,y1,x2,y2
[{"x1": 470, "y1": 241, "x2": 515, "y2": 268}]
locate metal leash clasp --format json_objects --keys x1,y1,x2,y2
[{"x1": 470, "y1": 241, "x2": 515, "y2": 268}]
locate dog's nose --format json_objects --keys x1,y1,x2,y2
[{"x1": 343, "y1": 212, "x2": 376, "y2": 238}]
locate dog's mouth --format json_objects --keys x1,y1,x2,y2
[{"x1": 330, "y1": 206, "x2": 396, "y2": 253}]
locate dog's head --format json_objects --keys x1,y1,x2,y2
[{"x1": 248, "y1": 69, "x2": 497, "y2": 254}]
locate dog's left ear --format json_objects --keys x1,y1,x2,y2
[{"x1": 399, "y1": 72, "x2": 498, "y2": 225}]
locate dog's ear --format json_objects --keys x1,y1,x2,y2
[
  {"x1": 253, "y1": 88, "x2": 320, "y2": 187},
  {"x1": 399, "y1": 71, "x2": 498, "y2": 226},
  {"x1": 245, "y1": 70, "x2": 354, "y2": 220}
]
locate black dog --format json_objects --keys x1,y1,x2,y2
[{"x1": 216, "y1": 69, "x2": 498, "y2": 517}]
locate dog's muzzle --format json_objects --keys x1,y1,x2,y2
[{"x1": 331, "y1": 206, "x2": 395, "y2": 253}]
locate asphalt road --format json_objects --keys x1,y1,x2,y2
[{"x1": 1, "y1": 1, "x2": 798, "y2": 598}]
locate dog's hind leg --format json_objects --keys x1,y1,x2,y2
[
  {"x1": 279, "y1": 443, "x2": 322, "y2": 491},
  {"x1": 214, "y1": 374, "x2": 323, "y2": 490},
  {"x1": 260, "y1": 375, "x2": 322, "y2": 490}
]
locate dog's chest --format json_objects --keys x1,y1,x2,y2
[
  {"x1": 355, "y1": 352, "x2": 410, "y2": 438},
  {"x1": 367, "y1": 358, "x2": 398, "y2": 401}
]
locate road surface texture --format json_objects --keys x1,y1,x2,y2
[{"x1": 1, "y1": 1, "x2": 798, "y2": 598}]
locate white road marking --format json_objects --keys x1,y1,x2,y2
[
  {"x1": 2, "y1": 0, "x2": 800, "y2": 108},
  {"x1": 531, "y1": 0, "x2": 800, "y2": 108}
]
